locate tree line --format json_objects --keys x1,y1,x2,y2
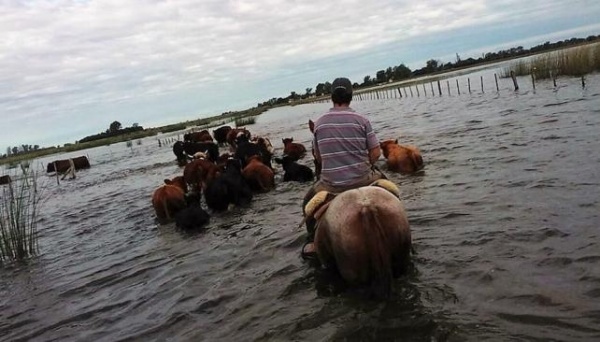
[
  {"x1": 255, "y1": 34, "x2": 600, "y2": 107},
  {"x1": 77, "y1": 121, "x2": 143, "y2": 144}
]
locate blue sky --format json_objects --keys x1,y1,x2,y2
[{"x1": 2, "y1": 0, "x2": 600, "y2": 149}]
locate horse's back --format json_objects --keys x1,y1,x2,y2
[{"x1": 316, "y1": 186, "x2": 411, "y2": 289}]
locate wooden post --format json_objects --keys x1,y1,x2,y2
[
  {"x1": 423, "y1": 83, "x2": 427, "y2": 96},
  {"x1": 531, "y1": 71, "x2": 536, "y2": 91},
  {"x1": 403, "y1": 88, "x2": 408, "y2": 97},
  {"x1": 447, "y1": 80, "x2": 450, "y2": 96},
  {"x1": 376, "y1": 91, "x2": 380, "y2": 100},
  {"x1": 494, "y1": 73, "x2": 499, "y2": 92},
  {"x1": 409, "y1": 86, "x2": 414, "y2": 97},
  {"x1": 480, "y1": 76, "x2": 484, "y2": 93},
  {"x1": 456, "y1": 79, "x2": 461, "y2": 95},
  {"x1": 54, "y1": 162, "x2": 59, "y2": 185},
  {"x1": 430, "y1": 82, "x2": 434, "y2": 95},
  {"x1": 437, "y1": 80, "x2": 442, "y2": 96},
  {"x1": 397, "y1": 87, "x2": 402, "y2": 98},
  {"x1": 552, "y1": 72, "x2": 557, "y2": 87},
  {"x1": 582, "y1": 75, "x2": 585, "y2": 88},
  {"x1": 510, "y1": 70, "x2": 519, "y2": 90},
  {"x1": 468, "y1": 78, "x2": 471, "y2": 94}
]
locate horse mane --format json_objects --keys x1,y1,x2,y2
[{"x1": 361, "y1": 205, "x2": 393, "y2": 298}]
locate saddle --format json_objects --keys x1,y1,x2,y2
[{"x1": 303, "y1": 179, "x2": 401, "y2": 224}]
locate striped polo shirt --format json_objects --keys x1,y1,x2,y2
[{"x1": 313, "y1": 107, "x2": 379, "y2": 187}]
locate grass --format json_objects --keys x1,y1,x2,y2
[
  {"x1": 235, "y1": 116, "x2": 257, "y2": 127},
  {"x1": 0, "y1": 167, "x2": 43, "y2": 264},
  {"x1": 502, "y1": 43, "x2": 600, "y2": 79}
]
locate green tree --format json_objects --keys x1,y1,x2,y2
[
  {"x1": 425, "y1": 59, "x2": 440, "y2": 72},
  {"x1": 393, "y1": 64, "x2": 412, "y2": 80},
  {"x1": 305, "y1": 88, "x2": 312, "y2": 96},
  {"x1": 376, "y1": 70, "x2": 386, "y2": 83},
  {"x1": 315, "y1": 83, "x2": 325, "y2": 96},
  {"x1": 109, "y1": 121, "x2": 122, "y2": 132}
]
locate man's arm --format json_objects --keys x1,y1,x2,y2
[{"x1": 368, "y1": 146, "x2": 381, "y2": 165}]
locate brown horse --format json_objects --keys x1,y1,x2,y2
[
  {"x1": 379, "y1": 139, "x2": 424, "y2": 174},
  {"x1": 306, "y1": 184, "x2": 411, "y2": 297}
]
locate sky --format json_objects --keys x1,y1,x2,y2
[{"x1": 2, "y1": 0, "x2": 600, "y2": 149}]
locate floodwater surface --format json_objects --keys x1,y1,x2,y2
[{"x1": 1, "y1": 71, "x2": 600, "y2": 341}]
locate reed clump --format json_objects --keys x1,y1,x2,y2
[
  {"x1": 0, "y1": 168, "x2": 43, "y2": 264},
  {"x1": 502, "y1": 43, "x2": 600, "y2": 79},
  {"x1": 235, "y1": 116, "x2": 257, "y2": 127}
]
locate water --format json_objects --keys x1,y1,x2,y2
[{"x1": 1, "y1": 71, "x2": 600, "y2": 341}]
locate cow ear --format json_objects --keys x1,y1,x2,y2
[
  {"x1": 394, "y1": 139, "x2": 398, "y2": 144},
  {"x1": 164, "y1": 179, "x2": 172, "y2": 185}
]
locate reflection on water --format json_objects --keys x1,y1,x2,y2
[{"x1": 1, "y1": 72, "x2": 600, "y2": 341}]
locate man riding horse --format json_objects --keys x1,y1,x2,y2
[{"x1": 302, "y1": 77, "x2": 386, "y2": 260}]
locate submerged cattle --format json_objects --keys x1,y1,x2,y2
[
  {"x1": 46, "y1": 156, "x2": 91, "y2": 173},
  {"x1": 242, "y1": 155, "x2": 275, "y2": 193},
  {"x1": 379, "y1": 139, "x2": 424, "y2": 174},
  {"x1": 204, "y1": 159, "x2": 253, "y2": 212},
  {"x1": 282, "y1": 138, "x2": 307, "y2": 161},
  {"x1": 274, "y1": 156, "x2": 314, "y2": 182}
]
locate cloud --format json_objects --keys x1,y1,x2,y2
[{"x1": 1, "y1": 0, "x2": 599, "y2": 147}]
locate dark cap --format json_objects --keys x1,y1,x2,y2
[{"x1": 331, "y1": 77, "x2": 353, "y2": 96}]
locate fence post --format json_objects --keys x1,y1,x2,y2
[
  {"x1": 416, "y1": 85, "x2": 420, "y2": 97},
  {"x1": 510, "y1": 70, "x2": 519, "y2": 90},
  {"x1": 531, "y1": 71, "x2": 536, "y2": 90},
  {"x1": 456, "y1": 79, "x2": 461, "y2": 95},
  {"x1": 423, "y1": 84, "x2": 427, "y2": 97},
  {"x1": 582, "y1": 75, "x2": 585, "y2": 88},
  {"x1": 494, "y1": 73, "x2": 499, "y2": 92},
  {"x1": 480, "y1": 76, "x2": 484, "y2": 93},
  {"x1": 397, "y1": 87, "x2": 402, "y2": 98},
  {"x1": 447, "y1": 80, "x2": 450, "y2": 96},
  {"x1": 437, "y1": 80, "x2": 442, "y2": 96},
  {"x1": 430, "y1": 82, "x2": 435, "y2": 95},
  {"x1": 468, "y1": 78, "x2": 471, "y2": 94},
  {"x1": 552, "y1": 72, "x2": 557, "y2": 87},
  {"x1": 409, "y1": 87, "x2": 414, "y2": 97}
]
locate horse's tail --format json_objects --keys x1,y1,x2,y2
[{"x1": 361, "y1": 205, "x2": 393, "y2": 298}]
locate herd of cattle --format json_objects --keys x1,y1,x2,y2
[
  {"x1": 151, "y1": 123, "x2": 425, "y2": 231},
  {"x1": 152, "y1": 125, "x2": 316, "y2": 230}
]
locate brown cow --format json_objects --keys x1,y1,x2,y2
[
  {"x1": 379, "y1": 139, "x2": 424, "y2": 174},
  {"x1": 226, "y1": 128, "x2": 251, "y2": 151},
  {"x1": 164, "y1": 176, "x2": 187, "y2": 193},
  {"x1": 151, "y1": 184, "x2": 186, "y2": 224},
  {"x1": 183, "y1": 159, "x2": 220, "y2": 193},
  {"x1": 185, "y1": 130, "x2": 214, "y2": 143},
  {"x1": 46, "y1": 156, "x2": 91, "y2": 173},
  {"x1": 242, "y1": 155, "x2": 275, "y2": 193},
  {"x1": 282, "y1": 138, "x2": 307, "y2": 161}
]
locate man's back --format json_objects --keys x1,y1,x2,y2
[{"x1": 313, "y1": 107, "x2": 379, "y2": 187}]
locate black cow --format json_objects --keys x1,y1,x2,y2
[
  {"x1": 175, "y1": 193, "x2": 210, "y2": 231},
  {"x1": 0, "y1": 175, "x2": 11, "y2": 185},
  {"x1": 274, "y1": 156, "x2": 314, "y2": 182},
  {"x1": 204, "y1": 159, "x2": 253, "y2": 212},
  {"x1": 213, "y1": 126, "x2": 232, "y2": 146},
  {"x1": 234, "y1": 135, "x2": 271, "y2": 169},
  {"x1": 173, "y1": 141, "x2": 187, "y2": 166},
  {"x1": 172, "y1": 141, "x2": 219, "y2": 164}
]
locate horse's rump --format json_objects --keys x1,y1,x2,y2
[{"x1": 314, "y1": 186, "x2": 411, "y2": 297}]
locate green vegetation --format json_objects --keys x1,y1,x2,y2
[
  {"x1": 0, "y1": 168, "x2": 42, "y2": 264},
  {"x1": 502, "y1": 43, "x2": 600, "y2": 78},
  {"x1": 234, "y1": 116, "x2": 256, "y2": 127}
]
